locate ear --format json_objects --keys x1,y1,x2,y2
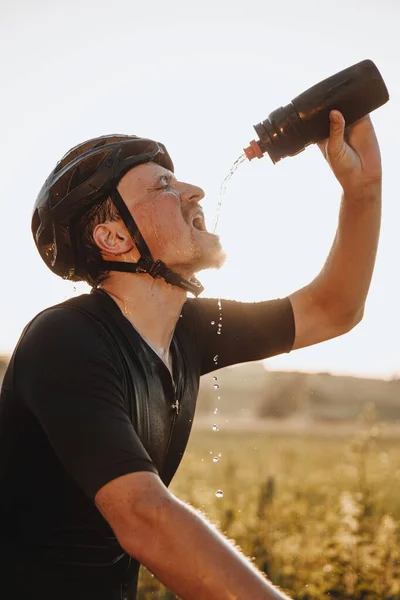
[{"x1": 92, "y1": 221, "x2": 136, "y2": 257}]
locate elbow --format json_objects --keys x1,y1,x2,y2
[
  {"x1": 94, "y1": 472, "x2": 178, "y2": 567},
  {"x1": 352, "y1": 305, "x2": 365, "y2": 328},
  {"x1": 117, "y1": 488, "x2": 176, "y2": 563},
  {"x1": 335, "y1": 304, "x2": 364, "y2": 336}
]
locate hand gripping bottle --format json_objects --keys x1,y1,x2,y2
[{"x1": 244, "y1": 59, "x2": 389, "y2": 164}]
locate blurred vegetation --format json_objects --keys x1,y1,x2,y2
[{"x1": 138, "y1": 407, "x2": 400, "y2": 599}]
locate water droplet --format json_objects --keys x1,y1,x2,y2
[
  {"x1": 212, "y1": 424, "x2": 219, "y2": 432},
  {"x1": 217, "y1": 299, "x2": 222, "y2": 309},
  {"x1": 217, "y1": 330, "x2": 222, "y2": 335},
  {"x1": 213, "y1": 384, "x2": 219, "y2": 390},
  {"x1": 212, "y1": 456, "x2": 219, "y2": 463},
  {"x1": 213, "y1": 408, "x2": 218, "y2": 415},
  {"x1": 213, "y1": 354, "x2": 219, "y2": 362},
  {"x1": 213, "y1": 376, "x2": 218, "y2": 381},
  {"x1": 215, "y1": 490, "x2": 224, "y2": 498},
  {"x1": 209, "y1": 451, "x2": 213, "y2": 454},
  {"x1": 211, "y1": 321, "x2": 215, "y2": 325},
  {"x1": 217, "y1": 396, "x2": 221, "y2": 400},
  {"x1": 218, "y1": 453, "x2": 222, "y2": 457}
]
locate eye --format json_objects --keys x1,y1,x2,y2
[{"x1": 158, "y1": 176, "x2": 172, "y2": 190}]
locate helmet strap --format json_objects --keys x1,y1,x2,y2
[{"x1": 103, "y1": 189, "x2": 204, "y2": 297}]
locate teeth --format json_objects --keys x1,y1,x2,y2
[{"x1": 192, "y1": 213, "x2": 204, "y2": 230}]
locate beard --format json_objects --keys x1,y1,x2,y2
[{"x1": 168, "y1": 230, "x2": 226, "y2": 277}]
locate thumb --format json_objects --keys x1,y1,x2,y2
[{"x1": 326, "y1": 110, "x2": 346, "y2": 159}]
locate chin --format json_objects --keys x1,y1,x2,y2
[
  {"x1": 193, "y1": 246, "x2": 227, "y2": 272},
  {"x1": 168, "y1": 233, "x2": 227, "y2": 275},
  {"x1": 191, "y1": 231, "x2": 226, "y2": 271}
]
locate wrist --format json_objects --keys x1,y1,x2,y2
[{"x1": 342, "y1": 178, "x2": 382, "y2": 203}]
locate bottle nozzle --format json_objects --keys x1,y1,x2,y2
[{"x1": 243, "y1": 139, "x2": 263, "y2": 161}]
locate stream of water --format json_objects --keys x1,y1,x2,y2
[{"x1": 212, "y1": 153, "x2": 247, "y2": 234}]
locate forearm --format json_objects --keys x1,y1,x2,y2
[
  {"x1": 133, "y1": 494, "x2": 291, "y2": 600},
  {"x1": 310, "y1": 181, "x2": 381, "y2": 323}
]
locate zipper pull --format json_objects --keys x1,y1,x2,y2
[{"x1": 171, "y1": 399, "x2": 180, "y2": 415}]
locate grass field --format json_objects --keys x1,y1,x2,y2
[{"x1": 138, "y1": 416, "x2": 400, "y2": 599}]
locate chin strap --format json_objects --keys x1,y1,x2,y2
[{"x1": 102, "y1": 189, "x2": 204, "y2": 297}]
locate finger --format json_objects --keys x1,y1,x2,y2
[
  {"x1": 326, "y1": 110, "x2": 346, "y2": 159},
  {"x1": 347, "y1": 114, "x2": 373, "y2": 130},
  {"x1": 345, "y1": 114, "x2": 378, "y2": 155},
  {"x1": 317, "y1": 110, "x2": 346, "y2": 154},
  {"x1": 345, "y1": 115, "x2": 372, "y2": 141}
]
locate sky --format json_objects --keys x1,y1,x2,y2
[{"x1": 1, "y1": 0, "x2": 399, "y2": 379}]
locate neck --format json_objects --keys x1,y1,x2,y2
[{"x1": 99, "y1": 271, "x2": 187, "y2": 358}]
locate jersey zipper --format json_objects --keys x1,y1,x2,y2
[{"x1": 163, "y1": 381, "x2": 180, "y2": 462}]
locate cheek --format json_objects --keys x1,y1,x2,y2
[{"x1": 138, "y1": 201, "x2": 188, "y2": 251}]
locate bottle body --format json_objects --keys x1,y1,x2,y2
[{"x1": 244, "y1": 60, "x2": 389, "y2": 163}]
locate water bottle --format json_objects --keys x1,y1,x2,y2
[{"x1": 244, "y1": 59, "x2": 389, "y2": 163}]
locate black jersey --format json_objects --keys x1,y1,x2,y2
[{"x1": 0, "y1": 289, "x2": 295, "y2": 599}]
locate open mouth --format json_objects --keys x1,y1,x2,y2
[{"x1": 191, "y1": 211, "x2": 207, "y2": 232}]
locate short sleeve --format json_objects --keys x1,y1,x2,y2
[
  {"x1": 15, "y1": 308, "x2": 158, "y2": 499},
  {"x1": 189, "y1": 297, "x2": 295, "y2": 375}
]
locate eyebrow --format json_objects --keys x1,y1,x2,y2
[
  {"x1": 150, "y1": 173, "x2": 177, "y2": 188},
  {"x1": 160, "y1": 172, "x2": 176, "y2": 182}
]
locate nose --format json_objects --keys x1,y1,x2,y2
[{"x1": 180, "y1": 182, "x2": 205, "y2": 204}]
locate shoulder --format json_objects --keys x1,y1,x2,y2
[
  {"x1": 16, "y1": 298, "x2": 118, "y2": 368},
  {"x1": 181, "y1": 297, "x2": 222, "y2": 334},
  {"x1": 184, "y1": 297, "x2": 220, "y2": 321},
  {"x1": 186, "y1": 296, "x2": 293, "y2": 317},
  {"x1": 24, "y1": 305, "x2": 103, "y2": 344},
  {"x1": 184, "y1": 296, "x2": 274, "y2": 327},
  {"x1": 11, "y1": 300, "x2": 126, "y2": 401}
]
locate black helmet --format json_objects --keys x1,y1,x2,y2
[{"x1": 32, "y1": 134, "x2": 204, "y2": 296}]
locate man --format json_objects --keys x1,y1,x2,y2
[{"x1": 0, "y1": 110, "x2": 381, "y2": 599}]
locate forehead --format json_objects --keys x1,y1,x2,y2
[
  {"x1": 119, "y1": 161, "x2": 174, "y2": 190},
  {"x1": 117, "y1": 162, "x2": 177, "y2": 207}
]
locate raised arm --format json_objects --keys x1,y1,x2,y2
[
  {"x1": 95, "y1": 471, "x2": 292, "y2": 600},
  {"x1": 289, "y1": 110, "x2": 382, "y2": 350}
]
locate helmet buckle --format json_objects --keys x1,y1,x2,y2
[{"x1": 148, "y1": 259, "x2": 165, "y2": 278}]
